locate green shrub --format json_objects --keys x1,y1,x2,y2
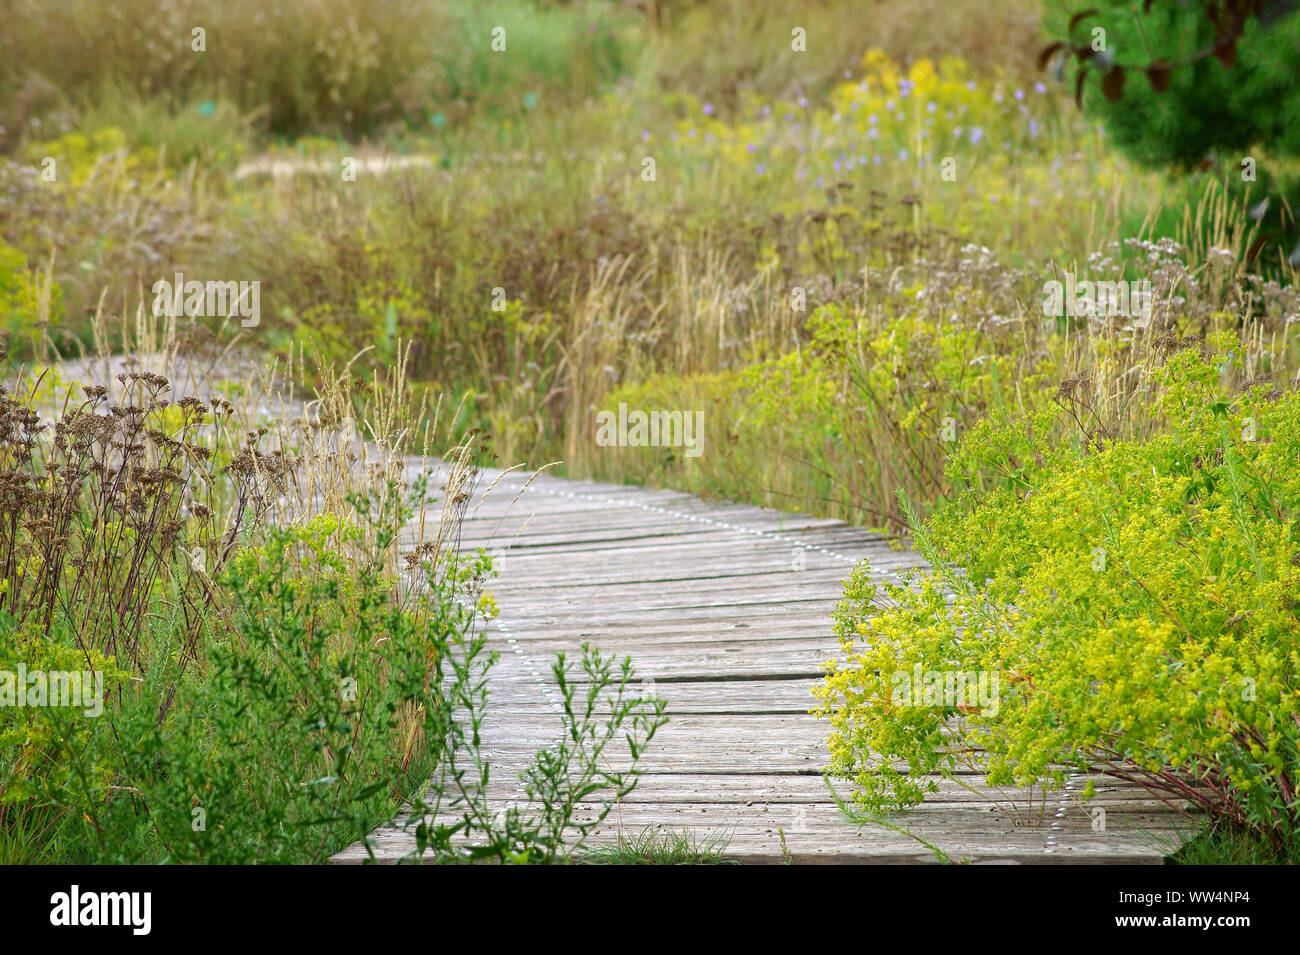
[
  {"x1": 0, "y1": 137, "x2": 216, "y2": 338},
  {"x1": 1044, "y1": 2, "x2": 1300, "y2": 262},
  {"x1": 76, "y1": 92, "x2": 252, "y2": 171},
  {"x1": 815, "y1": 340, "x2": 1300, "y2": 852},
  {"x1": 83, "y1": 499, "x2": 474, "y2": 864},
  {"x1": 2, "y1": 487, "x2": 471, "y2": 863},
  {"x1": 2, "y1": 473, "x2": 667, "y2": 864},
  {"x1": 429, "y1": 0, "x2": 640, "y2": 127},
  {"x1": 0, "y1": 616, "x2": 131, "y2": 862},
  {"x1": 0, "y1": 242, "x2": 61, "y2": 355},
  {"x1": 1047, "y1": 2, "x2": 1300, "y2": 170},
  {"x1": 0, "y1": 353, "x2": 666, "y2": 863},
  {"x1": 408, "y1": 638, "x2": 668, "y2": 864},
  {"x1": 596, "y1": 298, "x2": 1040, "y2": 531}
]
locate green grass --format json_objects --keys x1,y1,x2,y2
[
  {"x1": 578, "y1": 826, "x2": 736, "y2": 865},
  {"x1": 1171, "y1": 822, "x2": 1299, "y2": 865}
]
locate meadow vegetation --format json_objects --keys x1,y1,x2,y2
[{"x1": 1, "y1": 0, "x2": 1297, "y2": 862}]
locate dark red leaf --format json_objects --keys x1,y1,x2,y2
[
  {"x1": 1214, "y1": 37, "x2": 1238, "y2": 68},
  {"x1": 1146, "y1": 60, "x2": 1172, "y2": 92},
  {"x1": 1075, "y1": 69, "x2": 1089, "y2": 108},
  {"x1": 1246, "y1": 234, "x2": 1272, "y2": 263},
  {"x1": 1101, "y1": 67, "x2": 1126, "y2": 101},
  {"x1": 1037, "y1": 41, "x2": 1066, "y2": 71},
  {"x1": 1069, "y1": 8, "x2": 1101, "y2": 33}
]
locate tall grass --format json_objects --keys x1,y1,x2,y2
[{"x1": 6, "y1": 23, "x2": 1297, "y2": 535}]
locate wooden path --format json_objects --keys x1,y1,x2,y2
[{"x1": 332, "y1": 467, "x2": 1195, "y2": 864}]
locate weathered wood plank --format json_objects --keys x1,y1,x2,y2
[{"x1": 332, "y1": 465, "x2": 1195, "y2": 864}]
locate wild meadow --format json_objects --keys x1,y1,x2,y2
[{"x1": 1, "y1": 0, "x2": 1298, "y2": 865}]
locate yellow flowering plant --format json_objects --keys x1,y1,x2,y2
[{"x1": 815, "y1": 343, "x2": 1300, "y2": 847}]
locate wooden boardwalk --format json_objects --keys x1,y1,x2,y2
[{"x1": 333, "y1": 467, "x2": 1195, "y2": 864}]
